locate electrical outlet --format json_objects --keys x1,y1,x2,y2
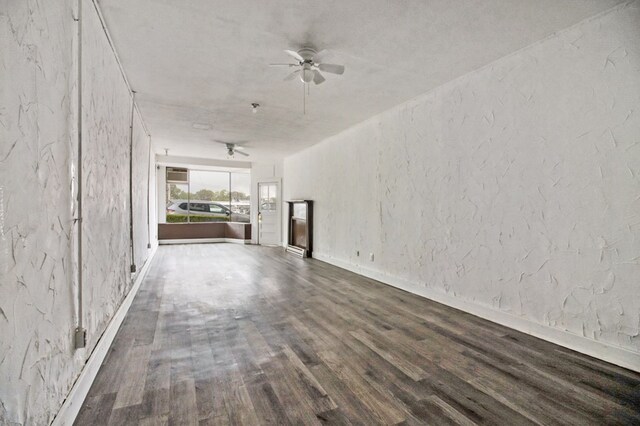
[
  {"x1": 369, "y1": 253, "x2": 374, "y2": 261},
  {"x1": 74, "y1": 327, "x2": 86, "y2": 349}
]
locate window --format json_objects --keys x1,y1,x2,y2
[
  {"x1": 231, "y1": 172, "x2": 251, "y2": 216},
  {"x1": 260, "y1": 183, "x2": 277, "y2": 212},
  {"x1": 166, "y1": 183, "x2": 189, "y2": 223},
  {"x1": 189, "y1": 170, "x2": 231, "y2": 222},
  {"x1": 209, "y1": 204, "x2": 226, "y2": 214},
  {"x1": 163, "y1": 168, "x2": 251, "y2": 223},
  {"x1": 190, "y1": 203, "x2": 207, "y2": 212}
]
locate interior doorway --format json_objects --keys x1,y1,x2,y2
[{"x1": 257, "y1": 181, "x2": 280, "y2": 246}]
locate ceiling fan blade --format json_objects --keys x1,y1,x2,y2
[
  {"x1": 284, "y1": 49, "x2": 304, "y2": 62},
  {"x1": 269, "y1": 63, "x2": 298, "y2": 67},
  {"x1": 234, "y1": 150, "x2": 249, "y2": 157},
  {"x1": 313, "y1": 70, "x2": 326, "y2": 85},
  {"x1": 318, "y1": 63, "x2": 345, "y2": 75},
  {"x1": 313, "y1": 49, "x2": 329, "y2": 64},
  {"x1": 284, "y1": 69, "x2": 300, "y2": 81}
]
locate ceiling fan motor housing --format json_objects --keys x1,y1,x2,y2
[{"x1": 297, "y1": 47, "x2": 317, "y2": 62}]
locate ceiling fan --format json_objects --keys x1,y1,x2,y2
[
  {"x1": 214, "y1": 141, "x2": 249, "y2": 157},
  {"x1": 270, "y1": 48, "x2": 345, "y2": 85},
  {"x1": 226, "y1": 143, "x2": 248, "y2": 157}
]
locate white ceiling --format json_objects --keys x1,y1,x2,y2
[{"x1": 98, "y1": 0, "x2": 622, "y2": 162}]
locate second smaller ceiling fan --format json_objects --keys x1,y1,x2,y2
[
  {"x1": 214, "y1": 140, "x2": 249, "y2": 157},
  {"x1": 225, "y1": 143, "x2": 248, "y2": 157}
]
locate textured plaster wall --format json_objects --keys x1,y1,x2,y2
[
  {"x1": 1, "y1": 1, "x2": 79, "y2": 423},
  {"x1": 132, "y1": 111, "x2": 151, "y2": 270},
  {"x1": 284, "y1": 2, "x2": 640, "y2": 354},
  {"x1": 80, "y1": 2, "x2": 133, "y2": 352},
  {"x1": 0, "y1": 0, "x2": 153, "y2": 424}
]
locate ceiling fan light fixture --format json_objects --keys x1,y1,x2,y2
[{"x1": 301, "y1": 64, "x2": 314, "y2": 83}]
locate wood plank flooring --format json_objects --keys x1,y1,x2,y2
[{"x1": 75, "y1": 244, "x2": 640, "y2": 425}]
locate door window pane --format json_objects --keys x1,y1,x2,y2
[{"x1": 259, "y1": 183, "x2": 276, "y2": 211}]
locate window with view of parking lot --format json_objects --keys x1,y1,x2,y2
[{"x1": 164, "y1": 168, "x2": 251, "y2": 223}]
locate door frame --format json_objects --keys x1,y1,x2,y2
[{"x1": 256, "y1": 179, "x2": 282, "y2": 246}]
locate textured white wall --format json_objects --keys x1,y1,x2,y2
[
  {"x1": 81, "y1": 3, "x2": 133, "y2": 352},
  {"x1": 0, "y1": 0, "x2": 154, "y2": 423},
  {"x1": 1, "y1": 1, "x2": 80, "y2": 423},
  {"x1": 284, "y1": 3, "x2": 640, "y2": 355},
  {"x1": 132, "y1": 110, "x2": 152, "y2": 269}
]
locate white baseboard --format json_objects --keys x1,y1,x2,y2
[
  {"x1": 158, "y1": 238, "x2": 251, "y2": 245},
  {"x1": 313, "y1": 253, "x2": 640, "y2": 373},
  {"x1": 51, "y1": 244, "x2": 158, "y2": 426}
]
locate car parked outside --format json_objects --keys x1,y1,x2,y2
[{"x1": 167, "y1": 200, "x2": 250, "y2": 222}]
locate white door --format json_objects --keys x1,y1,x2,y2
[{"x1": 258, "y1": 182, "x2": 280, "y2": 245}]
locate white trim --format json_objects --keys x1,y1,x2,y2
[
  {"x1": 312, "y1": 252, "x2": 640, "y2": 373},
  {"x1": 51, "y1": 245, "x2": 158, "y2": 426},
  {"x1": 158, "y1": 238, "x2": 251, "y2": 245}
]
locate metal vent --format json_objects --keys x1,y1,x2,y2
[{"x1": 167, "y1": 167, "x2": 188, "y2": 183}]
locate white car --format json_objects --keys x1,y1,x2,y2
[{"x1": 167, "y1": 200, "x2": 250, "y2": 222}]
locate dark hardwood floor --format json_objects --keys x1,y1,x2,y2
[{"x1": 75, "y1": 244, "x2": 640, "y2": 425}]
